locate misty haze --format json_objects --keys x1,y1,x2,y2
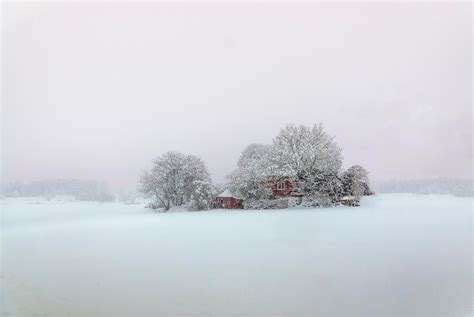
[{"x1": 1, "y1": 2, "x2": 472, "y2": 317}]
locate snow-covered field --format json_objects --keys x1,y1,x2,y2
[{"x1": 1, "y1": 194, "x2": 472, "y2": 317}]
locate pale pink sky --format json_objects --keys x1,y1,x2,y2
[{"x1": 2, "y1": 2, "x2": 472, "y2": 190}]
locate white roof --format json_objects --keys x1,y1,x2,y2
[
  {"x1": 217, "y1": 189, "x2": 238, "y2": 198},
  {"x1": 341, "y1": 196, "x2": 358, "y2": 200}
]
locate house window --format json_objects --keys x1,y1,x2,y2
[{"x1": 277, "y1": 181, "x2": 285, "y2": 190}]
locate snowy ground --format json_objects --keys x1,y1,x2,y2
[{"x1": 0, "y1": 194, "x2": 472, "y2": 317}]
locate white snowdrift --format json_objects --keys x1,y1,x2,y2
[{"x1": 1, "y1": 194, "x2": 472, "y2": 317}]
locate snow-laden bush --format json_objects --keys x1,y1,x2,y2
[
  {"x1": 145, "y1": 201, "x2": 163, "y2": 209},
  {"x1": 187, "y1": 180, "x2": 214, "y2": 211},
  {"x1": 300, "y1": 194, "x2": 334, "y2": 208},
  {"x1": 341, "y1": 165, "x2": 372, "y2": 197},
  {"x1": 287, "y1": 196, "x2": 301, "y2": 208},
  {"x1": 243, "y1": 198, "x2": 289, "y2": 210}
]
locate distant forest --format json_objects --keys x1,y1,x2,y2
[
  {"x1": 2, "y1": 178, "x2": 472, "y2": 202},
  {"x1": 374, "y1": 179, "x2": 473, "y2": 197},
  {"x1": 0, "y1": 179, "x2": 115, "y2": 202}
]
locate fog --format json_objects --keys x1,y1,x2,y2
[
  {"x1": 2, "y1": 194, "x2": 472, "y2": 316},
  {"x1": 2, "y1": 2, "x2": 472, "y2": 190}
]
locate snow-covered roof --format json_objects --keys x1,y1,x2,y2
[
  {"x1": 341, "y1": 196, "x2": 358, "y2": 200},
  {"x1": 217, "y1": 189, "x2": 239, "y2": 198}
]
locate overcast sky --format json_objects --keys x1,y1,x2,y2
[{"x1": 2, "y1": 2, "x2": 472, "y2": 190}]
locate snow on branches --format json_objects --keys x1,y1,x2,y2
[
  {"x1": 227, "y1": 123, "x2": 372, "y2": 206},
  {"x1": 270, "y1": 123, "x2": 343, "y2": 196},
  {"x1": 227, "y1": 144, "x2": 273, "y2": 200},
  {"x1": 139, "y1": 152, "x2": 214, "y2": 211},
  {"x1": 140, "y1": 123, "x2": 372, "y2": 211},
  {"x1": 341, "y1": 165, "x2": 372, "y2": 198}
]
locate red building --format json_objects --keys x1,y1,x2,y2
[
  {"x1": 268, "y1": 177, "x2": 295, "y2": 198},
  {"x1": 215, "y1": 179, "x2": 298, "y2": 210},
  {"x1": 215, "y1": 190, "x2": 242, "y2": 209}
]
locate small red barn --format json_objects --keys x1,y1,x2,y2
[{"x1": 215, "y1": 190, "x2": 242, "y2": 209}]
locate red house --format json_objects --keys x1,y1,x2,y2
[
  {"x1": 215, "y1": 190, "x2": 242, "y2": 209},
  {"x1": 215, "y1": 179, "x2": 298, "y2": 210},
  {"x1": 268, "y1": 177, "x2": 295, "y2": 198}
]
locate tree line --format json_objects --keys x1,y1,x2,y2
[{"x1": 0, "y1": 179, "x2": 114, "y2": 202}]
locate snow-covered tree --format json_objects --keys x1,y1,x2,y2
[
  {"x1": 312, "y1": 171, "x2": 344, "y2": 201},
  {"x1": 188, "y1": 179, "x2": 214, "y2": 211},
  {"x1": 213, "y1": 183, "x2": 227, "y2": 196},
  {"x1": 227, "y1": 144, "x2": 273, "y2": 200},
  {"x1": 341, "y1": 165, "x2": 372, "y2": 197},
  {"x1": 139, "y1": 151, "x2": 213, "y2": 211},
  {"x1": 226, "y1": 123, "x2": 372, "y2": 207},
  {"x1": 270, "y1": 123, "x2": 343, "y2": 197}
]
